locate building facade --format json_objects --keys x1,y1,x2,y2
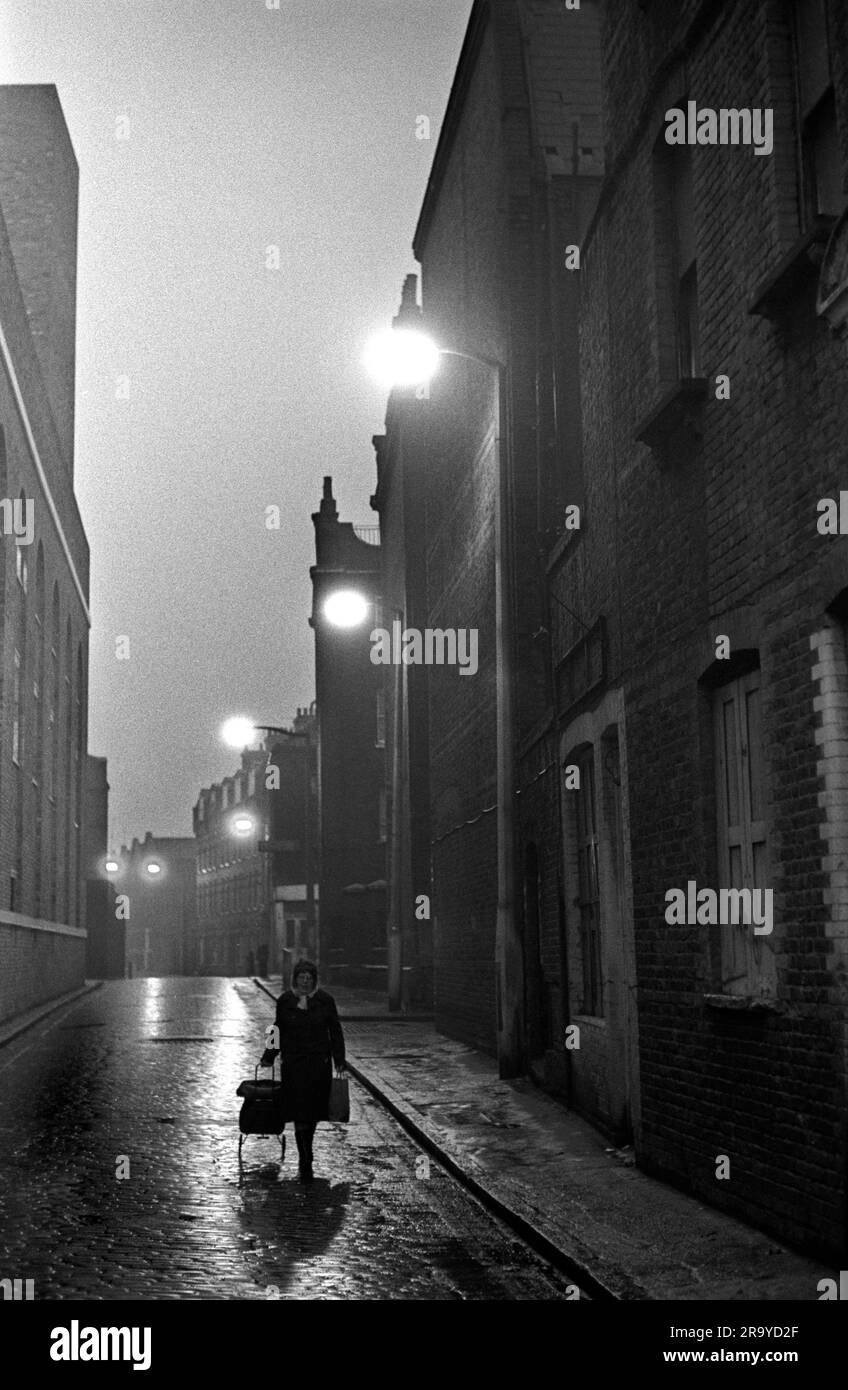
[
  {"x1": 194, "y1": 747, "x2": 271, "y2": 976},
  {"x1": 375, "y1": 0, "x2": 603, "y2": 1053},
  {"x1": 0, "y1": 86, "x2": 90, "y2": 1024},
  {"x1": 118, "y1": 832, "x2": 196, "y2": 978},
  {"x1": 310, "y1": 478, "x2": 386, "y2": 982},
  {"x1": 370, "y1": 277, "x2": 434, "y2": 1011},
  {"x1": 266, "y1": 706, "x2": 319, "y2": 983},
  {"x1": 369, "y1": 0, "x2": 848, "y2": 1257},
  {"x1": 561, "y1": 0, "x2": 848, "y2": 1258}
]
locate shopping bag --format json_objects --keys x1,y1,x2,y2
[
  {"x1": 327, "y1": 1075, "x2": 350, "y2": 1122},
  {"x1": 236, "y1": 1064, "x2": 284, "y2": 1135}
]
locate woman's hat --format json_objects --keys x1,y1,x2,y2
[{"x1": 292, "y1": 958, "x2": 318, "y2": 984}]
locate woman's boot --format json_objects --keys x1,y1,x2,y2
[{"x1": 295, "y1": 1125, "x2": 313, "y2": 1182}]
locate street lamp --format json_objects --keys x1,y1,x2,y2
[
  {"x1": 364, "y1": 325, "x2": 523, "y2": 1075},
  {"x1": 221, "y1": 715, "x2": 261, "y2": 750},
  {"x1": 104, "y1": 859, "x2": 120, "y2": 876},
  {"x1": 363, "y1": 327, "x2": 442, "y2": 390},
  {"x1": 232, "y1": 814, "x2": 255, "y2": 837},
  {"x1": 144, "y1": 860, "x2": 163, "y2": 877},
  {"x1": 322, "y1": 589, "x2": 370, "y2": 628}
]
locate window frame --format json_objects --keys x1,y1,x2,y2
[{"x1": 712, "y1": 668, "x2": 775, "y2": 998}]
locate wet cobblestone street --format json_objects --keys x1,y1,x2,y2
[{"x1": 0, "y1": 978, "x2": 577, "y2": 1300}]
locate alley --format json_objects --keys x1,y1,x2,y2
[{"x1": 0, "y1": 979, "x2": 578, "y2": 1301}]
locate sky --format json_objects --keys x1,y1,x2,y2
[{"x1": 0, "y1": 0, "x2": 474, "y2": 851}]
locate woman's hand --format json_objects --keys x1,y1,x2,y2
[{"x1": 334, "y1": 1063, "x2": 347, "y2": 1078}]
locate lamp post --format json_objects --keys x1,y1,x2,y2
[
  {"x1": 364, "y1": 329, "x2": 524, "y2": 1075},
  {"x1": 222, "y1": 717, "x2": 316, "y2": 980},
  {"x1": 320, "y1": 587, "x2": 404, "y2": 1010}
]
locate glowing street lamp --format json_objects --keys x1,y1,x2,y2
[
  {"x1": 221, "y1": 715, "x2": 261, "y2": 750},
  {"x1": 322, "y1": 589, "x2": 370, "y2": 628},
  {"x1": 232, "y1": 814, "x2": 255, "y2": 837},
  {"x1": 362, "y1": 327, "x2": 441, "y2": 391},
  {"x1": 144, "y1": 860, "x2": 163, "y2": 878},
  {"x1": 104, "y1": 859, "x2": 120, "y2": 876}
]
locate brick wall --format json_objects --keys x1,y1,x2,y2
[
  {"x1": 572, "y1": 0, "x2": 848, "y2": 1253},
  {"x1": 0, "y1": 916, "x2": 86, "y2": 1024},
  {"x1": 0, "y1": 87, "x2": 90, "y2": 1021}
]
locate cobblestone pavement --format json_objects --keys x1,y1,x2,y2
[{"x1": 0, "y1": 978, "x2": 579, "y2": 1301}]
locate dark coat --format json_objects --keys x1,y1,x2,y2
[{"x1": 274, "y1": 988, "x2": 345, "y2": 1124}]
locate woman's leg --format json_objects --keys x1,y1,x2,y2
[{"x1": 294, "y1": 1121, "x2": 313, "y2": 1180}]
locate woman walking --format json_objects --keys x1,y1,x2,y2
[{"x1": 261, "y1": 959, "x2": 345, "y2": 1182}]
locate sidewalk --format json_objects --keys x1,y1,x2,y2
[{"x1": 259, "y1": 979, "x2": 827, "y2": 1301}]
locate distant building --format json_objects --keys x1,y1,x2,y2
[
  {"x1": 193, "y1": 749, "x2": 270, "y2": 976},
  {"x1": 266, "y1": 705, "x2": 319, "y2": 984},
  {"x1": 83, "y1": 755, "x2": 121, "y2": 978},
  {"x1": 118, "y1": 833, "x2": 195, "y2": 978},
  {"x1": 310, "y1": 478, "x2": 386, "y2": 983},
  {"x1": 0, "y1": 86, "x2": 91, "y2": 1024}
]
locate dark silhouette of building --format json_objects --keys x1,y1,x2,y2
[
  {"x1": 117, "y1": 832, "x2": 195, "y2": 978},
  {"x1": 83, "y1": 755, "x2": 121, "y2": 978},
  {"x1": 0, "y1": 86, "x2": 91, "y2": 1024},
  {"x1": 371, "y1": 278, "x2": 434, "y2": 1012},
  {"x1": 310, "y1": 477, "x2": 386, "y2": 983},
  {"x1": 373, "y1": 0, "x2": 603, "y2": 1056}
]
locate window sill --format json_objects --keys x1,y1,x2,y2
[
  {"x1": 703, "y1": 992, "x2": 781, "y2": 1013},
  {"x1": 634, "y1": 378, "x2": 708, "y2": 451},
  {"x1": 747, "y1": 216, "x2": 836, "y2": 319}
]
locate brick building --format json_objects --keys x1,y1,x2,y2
[
  {"x1": 370, "y1": 0, "x2": 848, "y2": 1258},
  {"x1": 310, "y1": 478, "x2": 386, "y2": 983},
  {"x1": 117, "y1": 832, "x2": 196, "y2": 978},
  {"x1": 0, "y1": 86, "x2": 91, "y2": 1023},
  {"x1": 370, "y1": 277, "x2": 434, "y2": 1011},
  {"x1": 373, "y1": 0, "x2": 603, "y2": 1053},
  {"x1": 266, "y1": 706, "x2": 319, "y2": 982},
  {"x1": 194, "y1": 747, "x2": 271, "y2": 976},
  {"x1": 553, "y1": 0, "x2": 848, "y2": 1258}
]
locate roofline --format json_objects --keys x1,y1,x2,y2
[{"x1": 412, "y1": 0, "x2": 490, "y2": 262}]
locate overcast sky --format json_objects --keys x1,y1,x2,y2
[{"x1": 0, "y1": 0, "x2": 473, "y2": 851}]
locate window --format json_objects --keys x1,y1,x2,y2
[
  {"x1": 574, "y1": 745, "x2": 603, "y2": 1015},
  {"x1": 713, "y1": 670, "x2": 775, "y2": 997},
  {"x1": 375, "y1": 689, "x2": 386, "y2": 748},
  {"x1": 793, "y1": 0, "x2": 842, "y2": 223}
]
